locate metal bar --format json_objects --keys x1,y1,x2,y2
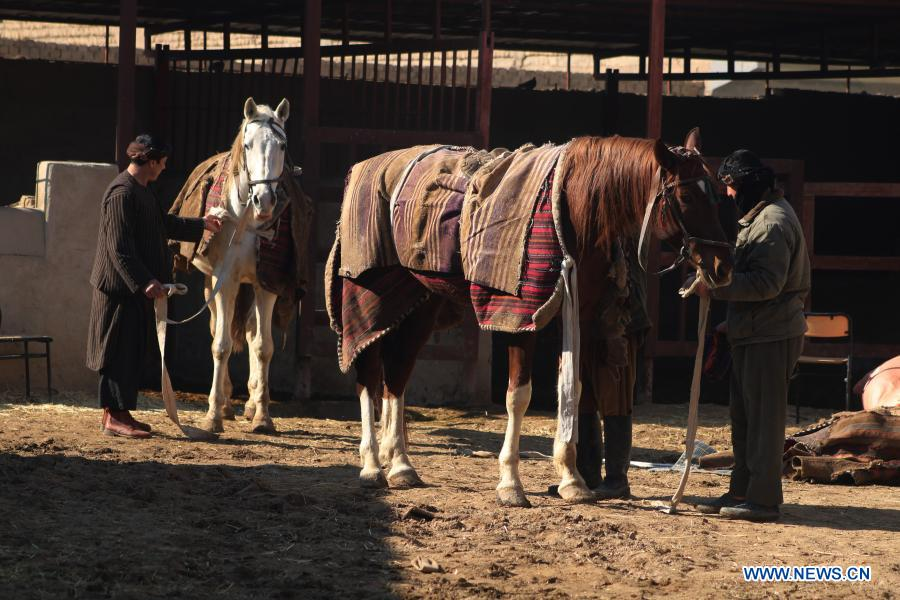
[
  {"x1": 450, "y1": 50, "x2": 457, "y2": 130},
  {"x1": 646, "y1": 0, "x2": 666, "y2": 139},
  {"x1": 115, "y1": 0, "x2": 137, "y2": 169},
  {"x1": 439, "y1": 50, "x2": 446, "y2": 130},
  {"x1": 428, "y1": 51, "x2": 435, "y2": 129},
  {"x1": 416, "y1": 52, "x2": 424, "y2": 130},
  {"x1": 591, "y1": 68, "x2": 900, "y2": 81},
  {"x1": 164, "y1": 39, "x2": 479, "y2": 61},
  {"x1": 45, "y1": 341, "x2": 51, "y2": 398},
  {"x1": 23, "y1": 340, "x2": 30, "y2": 399},
  {"x1": 465, "y1": 48, "x2": 472, "y2": 131},
  {"x1": 104, "y1": 24, "x2": 110, "y2": 64},
  {"x1": 394, "y1": 52, "x2": 402, "y2": 129},
  {"x1": 405, "y1": 51, "x2": 413, "y2": 128},
  {"x1": 373, "y1": 54, "x2": 380, "y2": 127}
]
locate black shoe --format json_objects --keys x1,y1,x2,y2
[
  {"x1": 720, "y1": 502, "x2": 780, "y2": 522},
  {"x1": 592, "y1": 479, "x2": 630, "y2": 499},
  {"x1": 695, "y1": 493, "x2": 742, "y2": 515}
]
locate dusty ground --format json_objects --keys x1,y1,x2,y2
[{"x1": 0, "y1": 390, "x2": 897, "y2": 600}]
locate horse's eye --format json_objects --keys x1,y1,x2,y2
[{"x1": 278, "y1": 142, "x2": 286, "y2": 151}]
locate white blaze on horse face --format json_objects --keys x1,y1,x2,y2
[{"x1": 243, "y1": 120, "x2": 286, "y2": 222}]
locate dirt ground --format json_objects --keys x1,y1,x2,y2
[{"x1": 0, "y1": 390, "x2": 897, "y2": 600}]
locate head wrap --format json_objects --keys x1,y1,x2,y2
[
  {"x1": 717, "y1": 149, "x2": 775, "y2": 211},
  {"x1": 126, "y1": 134, "x2": 171, "y2": 163}
]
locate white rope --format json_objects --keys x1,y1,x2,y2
[
  {"x1": 154, "y1": 283, "x2": 218, "y2": 441},
  {"x1": 668, "y1": 292, "x2": 711, "y2": 509},
  {"x1": 556, "y1": 256, "x2": 581, "y2": 443}
]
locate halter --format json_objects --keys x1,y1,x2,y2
[
  {"x1": 638, "y1": 168, "x2": 735, "y2": 275},
  {"x1": 240, "y1": 116, "x2": 287, "y2": 207}
]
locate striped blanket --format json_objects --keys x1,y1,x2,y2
[{"x1": 326, "y1": 145, "x2": 569, "y2": 372}]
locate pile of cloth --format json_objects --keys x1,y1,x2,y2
[{"x1": 699, "y1": 408, "x2": 900, "y2": 485}]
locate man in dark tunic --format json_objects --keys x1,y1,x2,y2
[{"x1": 86, "y1": 134, "x2": 221, "y2": 438}]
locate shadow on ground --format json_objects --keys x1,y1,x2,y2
[{"x1": 0, "y1": 454, "x2": 399, "y2": 600}]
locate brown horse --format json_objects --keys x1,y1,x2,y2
[{"x1": 336, "y1": 128, "x2": 733, "y2": 506}]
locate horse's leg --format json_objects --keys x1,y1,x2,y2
[
  {"x1": 380, "y1": 297, "x2": 442, "y2": 488},
  {"x1": 497, "y1": 332, "x2": 536, "y2": 507},
  {"x1": 203, "y1": 276, "x2": 238, "y2": 434},
  {"x1": 356, "y1": 342, "x2": 387, "y2": 488},
  {"x1": 206, "y1": 277, "x2": 235, "y2": 420},
  {"x1": 243, "y1": 310, "x2": 259, "y2": 422},
  {"x1": 247, "y1": 285, "x2": 277, "y2": 434}
]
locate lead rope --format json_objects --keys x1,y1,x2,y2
[
  {"x1": 663, "y1": 291, "x2": 710, "y2": 513},
  {"x1": 151, "y1": 193, "x2": 255, "y2": 441}
]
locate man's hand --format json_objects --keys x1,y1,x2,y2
[
  {"x1": 144, "y1": 279, "x2": 167, "y2": 299},
  {"x1": 203, "y1": 214, "x2": 223, "y2": 233}
]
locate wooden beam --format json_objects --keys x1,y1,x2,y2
[
  {"x1": 646, "y1": 0, "x2": 665, "y2": 139},
  {"x1": 115, "y1": 0, "x2": 137, "y2": 169},
  {"x1": 296, "y1": 0, "x2": 321, "y2": 402}
]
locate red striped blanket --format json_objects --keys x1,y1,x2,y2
[{"x1": 326, "y1": 169, "x2": 563, "y2": 372}]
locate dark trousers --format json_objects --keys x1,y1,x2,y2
[
  {"x1": 98, "y1": 297, "x2": 150, "y2": 411},
  {"x1": 728, "y1": 336, "x2": 804, "y2": 506}
]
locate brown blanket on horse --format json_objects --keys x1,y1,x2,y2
[
  {"x1": 168, "y1": 152, "x2": 313, "y2": 329},
  {"x1": 327, "y1": 143, "x2": 574, "y2": 372}
]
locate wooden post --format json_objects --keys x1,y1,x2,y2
[
  {"x1": 646, "y1": 0, "x2": 665, "y2": 139},
  {"x1": 296, "y1": 0, "x2": 321, "y2": 402},
  {"x1": 115, "y1": 0, "x2": 137, "y2": 169}
]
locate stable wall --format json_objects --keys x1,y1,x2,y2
[{"x1": 0, "y1": 161, "x2": 116, "y2": 392}]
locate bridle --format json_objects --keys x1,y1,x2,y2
[
  {"x1": 638, "y1": 168, "x2": 735, "y2": 276},
  {"x1": 240, "y1": 116, "x2": 287, "y2": 208}
]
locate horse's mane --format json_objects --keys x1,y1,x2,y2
[{"x1": 561, "y1": 135, "x2": 659, "y2": 260}]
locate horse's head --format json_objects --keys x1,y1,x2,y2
[
  {"x1": 239, "y1": 97, "x2": 289, "y2": 223},
  {"x1": 648, "y1": 127, "x2": 734, "y2": 289}
]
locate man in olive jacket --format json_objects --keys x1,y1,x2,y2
[
  {"x1": 86, "y1": 134, "x2": 220, "y2": 438},
  {"x1": 692, "y1": 150, "x2": 811, "y2": 522}
]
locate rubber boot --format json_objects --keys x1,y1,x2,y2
[
  {"x1": 575, "y1": 411, "x2": 604, "y2": 490},
  {"x1": 594, "y1": 415, "x2": 631, "y2": 499}
]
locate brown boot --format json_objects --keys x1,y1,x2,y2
[
  {"x1": 102, "y1": 409, "x2": 151, "y2": 439},
  {"x1": 123, "y1": 411, "x2": 152, "y2": 433}
]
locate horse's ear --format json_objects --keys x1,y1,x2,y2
[
  {"x1": 684, "y1": 127, "x2": 702, "y2": 152},
  {"x1": 244, "y1": 97, "x2": 258, "y2": 120},
  {"x1": 653, "y1": 139, "x2": 680, "y2": 172},
  {"x1": 275, "y1": 98, "x2": 290, "y2": 122}
]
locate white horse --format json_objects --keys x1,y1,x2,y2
[{"x1": 193, "y1": 97, "x2": 290, "y2": 435}]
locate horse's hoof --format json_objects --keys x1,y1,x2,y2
[
  {"x1": 387, "y1": 467, "x2": 424, "y2": 489},
  {"x1": 201, "y1": 418, "x2": 225, "y2": 434},
  {"x1": 557, "y1": 482, "x2": 595, "y2": 504},
  {"x1": 496, "y1": 486, "x2": 531, "y2": 508},
  {"x1": 221, "y1": 407, "x2": 236, "y2": 421},
  {"x1": 251, "y1": 420, "x2": 277, "y2": 435},
  {"x1": 360, "y1": 469, "x2": 388, "y2": 489}
]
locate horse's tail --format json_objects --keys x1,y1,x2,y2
[{"x1": 231, "y1": 283, "x2": 254, "y2": 353}]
